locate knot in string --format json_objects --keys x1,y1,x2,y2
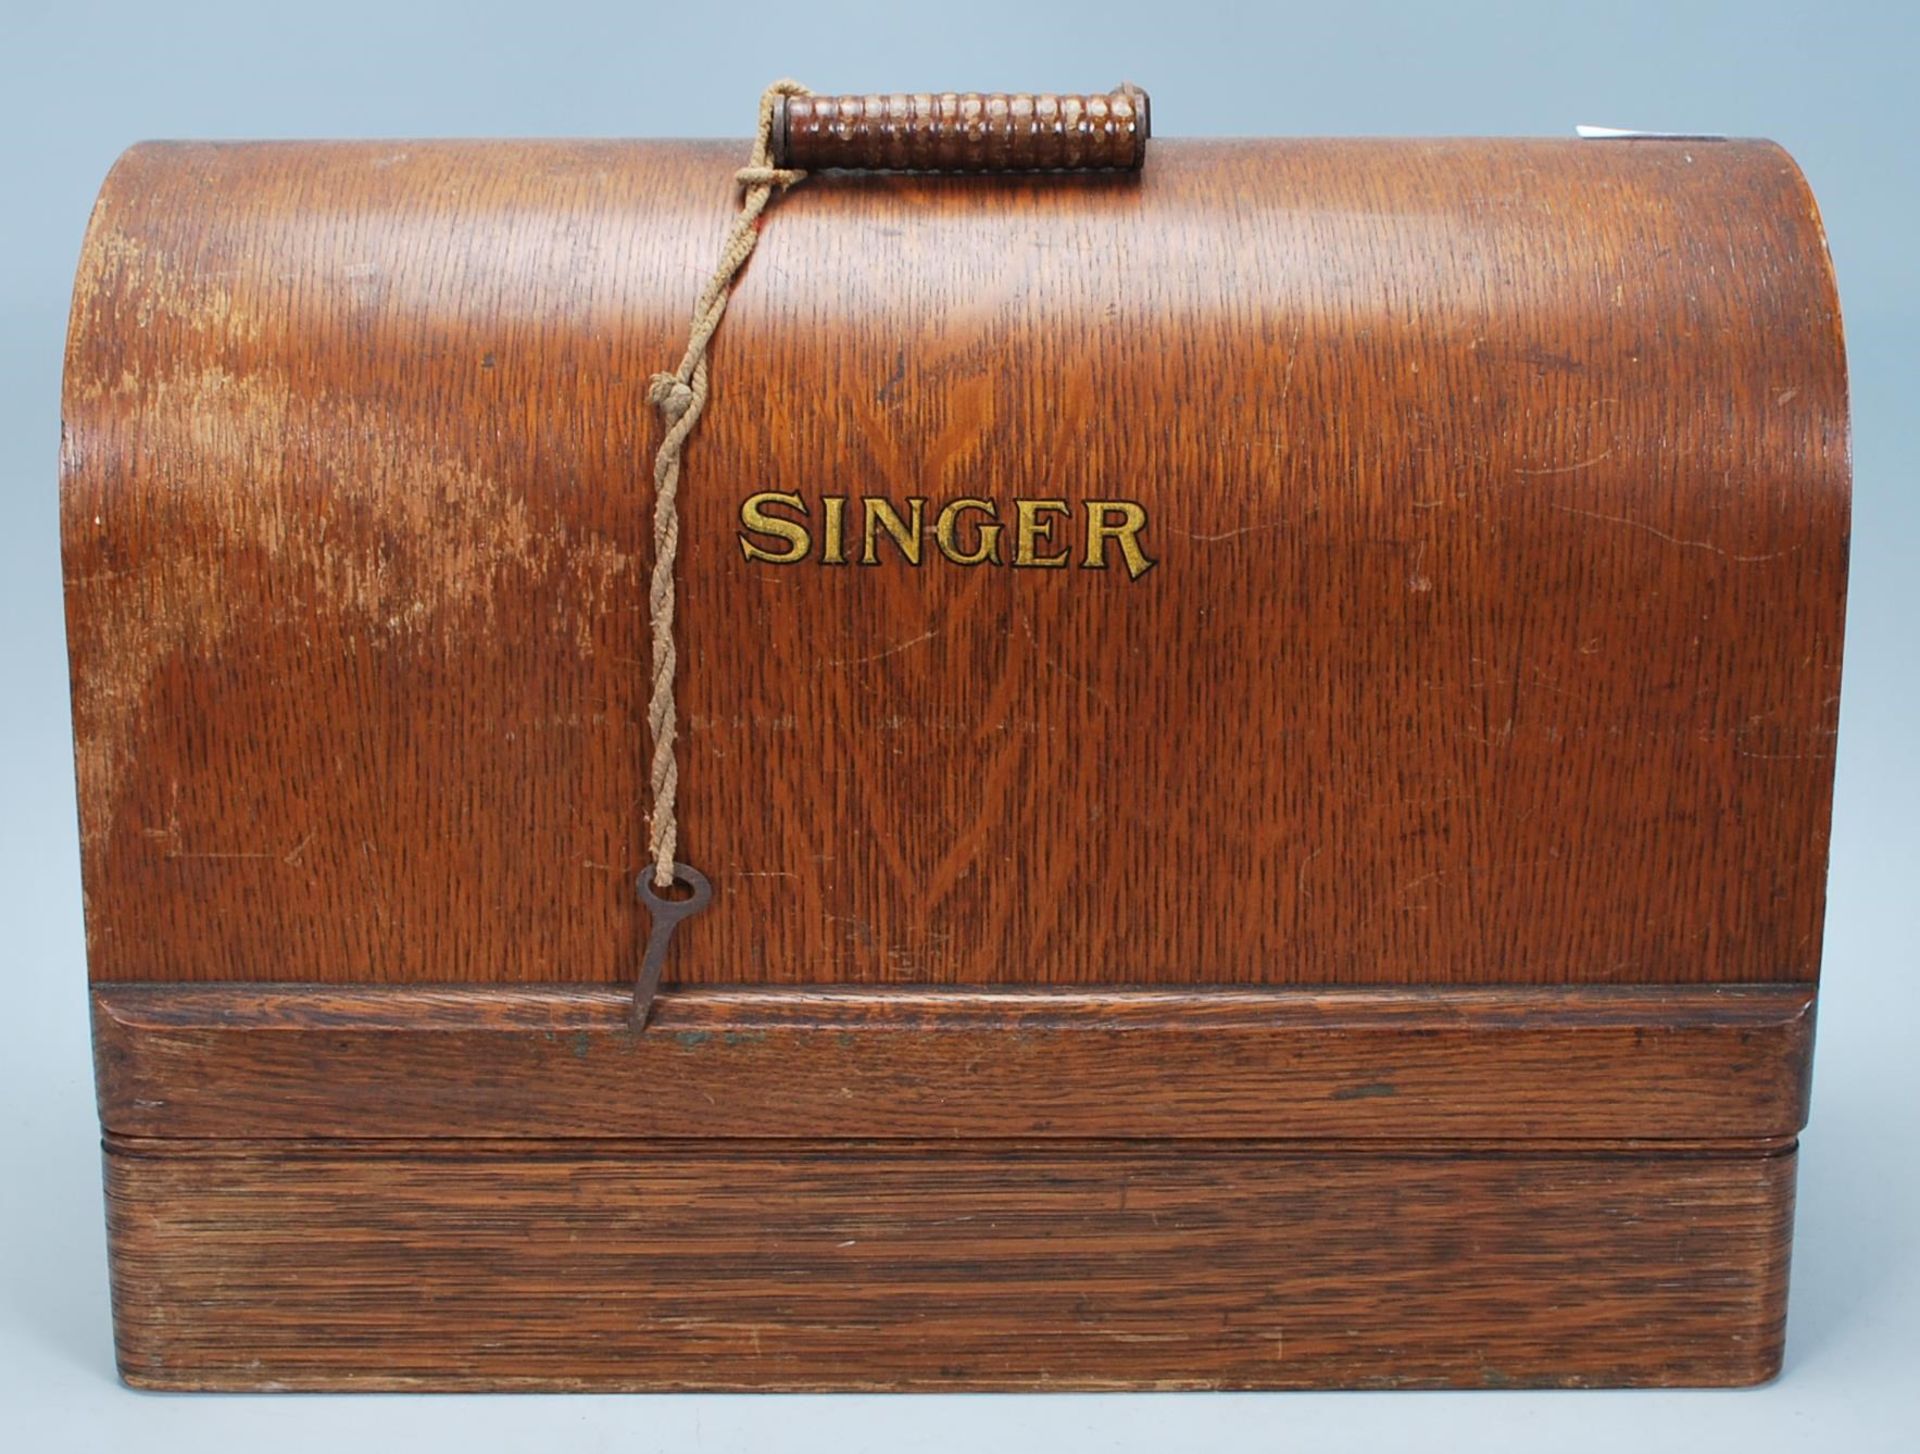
[
  {"x1": 647, "y1": 372, "x2": 698, "y2": 425},
  {"x1": 641, "y1": 79, "x2": 810, "y2": 891}
]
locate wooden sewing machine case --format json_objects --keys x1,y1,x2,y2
[{"x1": 64, "y1": 96, "x2": 1849, "y2": 1390}]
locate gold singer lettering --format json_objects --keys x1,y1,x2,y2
[{"x1": 739, "y1": 493, "x2": 1156, "y2": 579}]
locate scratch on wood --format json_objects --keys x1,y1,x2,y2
[
  {"x1": 1550, "y1": 503, "x2": 1792, "y2": 562},
  {"x1": 1276, "y1": 317, "x2": 1302, "y2": 414},
  {"x1": 826, "y1": 629, "x2": 939, "y2": 667},
  {"x1": 1515, "y1": 448, "x2": 1613, "y2": 477},
  {"x1": 1295, "y1": 847, "x2": 1323, "y2": 900},
  {"x1": 1175, "y1": 520, "x2": 1289, "y2": 544},
  {"x1": 1022, "y1": 618, "x2": 1112, "y2": 708}
]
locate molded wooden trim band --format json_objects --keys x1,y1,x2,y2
[{"x1": 93, "y1": 982, "x2": 1815, "y2": 1142}]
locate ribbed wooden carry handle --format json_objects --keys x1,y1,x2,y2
[{"x1": 771, "y1": 85, "x2": 1150, "y2": 172}]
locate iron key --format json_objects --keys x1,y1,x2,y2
[{"x1": 632, "y1": 864, "x2": 713, "y2": 1029}]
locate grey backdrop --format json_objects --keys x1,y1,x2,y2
[{"x1": 3, "y1": 2, "x2": 1915, "y2": 1449}]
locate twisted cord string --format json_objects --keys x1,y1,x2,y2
[{"x1": 644, "y1": 79, "x2": 809, "y2": 888}]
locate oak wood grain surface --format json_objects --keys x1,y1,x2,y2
[
  {"x1": 91, "y1": 982, "x2": 1815, "y2": 1142},
  {"x1": 61, "y1": 138, "x2": 1849, "y2": 989},
  {"x1": 104, "y1": 1135, "x2": 1797, "y2": 1391}
]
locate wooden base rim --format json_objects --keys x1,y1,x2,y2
[{"x1": 105, "y1": 1135, "x2": 1795, "y2": 1392}]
